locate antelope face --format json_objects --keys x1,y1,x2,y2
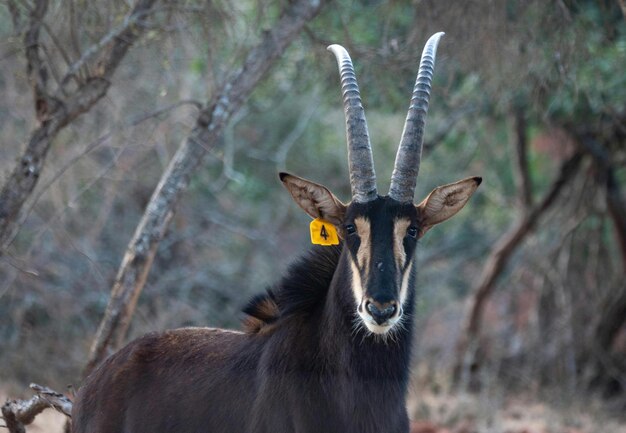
[
  {"x1": 280, "y1": 174, "x2": 481, "y2": 335},
  {"x1": 343, "y1": 198, "x2": 418, "y2": 334}
]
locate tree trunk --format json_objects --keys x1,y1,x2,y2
[
  {"x1": 605, "y1": 167, "x2": 626, "y2": 273},
  {"x1": 581, "y1": 137, "x2": 626, "y2": 395},
  {"x1": 454, "y1": 152, "x2": 582, "y2": 381},
  {"x1": 83, "y1": 0, "x2": 328, "y2": 377}
]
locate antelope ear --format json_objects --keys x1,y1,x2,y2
[
  {"x1": 416, "y1": 176, "x2": 482, "y2": 238},
  {"x1": 280, "y1": 172, "x2": 347, "y2": 226}
]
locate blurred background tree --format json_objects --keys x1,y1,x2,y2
[{"x1": 0, "y1": 0, "x2": 624, "y2": 431}]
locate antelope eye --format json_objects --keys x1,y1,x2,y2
[
  {"x1": 407, "y1": 226, "x2": 418, "y2": 238},
  {"x1": 345, "y1": 224, "x2": 356, "y2": 235}
]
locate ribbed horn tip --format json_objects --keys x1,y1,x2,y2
[
  {"x1": 430, "y1": 31, "x2": 445, "y2": 44},
  {"x1": 388, "y1": 31, "x2": 445, "y2": 203},
  {"x1": 327, "y1": 44, "x2": 346, "y2": 52},
  {"x1": 327, "y1": 43, "x2": 378, "y2": 203},
  {"x1": 326, "y1": 44, "x2": 348, "y2": 63}
]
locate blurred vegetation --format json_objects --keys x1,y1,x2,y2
[{"x1": 0, "y1": 0, "x2": 624, "y2": 423}]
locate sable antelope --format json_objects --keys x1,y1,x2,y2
[{"x1": 72, "y1": 32, "x2": 481, "y2": 433}]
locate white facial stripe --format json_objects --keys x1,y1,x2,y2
[
  {"x1": 354, "y1": 217, "x2": 371, "y2": 272},
  {"x1": 399, "y1": 262, "x2": 412, "y2": 305},
  {"x1": 393, "y1": 218, "x2": 413, "y2": 306},
  {"x1": 393, "y1": 218, "x2": 410, "y2": 270},
  {"x1": 350, "y1": 217, "x2": 370, "y2": 307},
  {"x1": 350, "y1": 260, "x2": 364, "y2": 305}
]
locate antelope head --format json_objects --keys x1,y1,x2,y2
[{"x1": 281, "y1": 33, "x2": 481, "y2": 335}]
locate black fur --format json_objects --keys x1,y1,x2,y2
[
  {"x1": 244, "y1": 245, "x2": 342, "y2": 328},
  {"x1": 73, "y1": 219, "x2": 418, "y2": 433}
]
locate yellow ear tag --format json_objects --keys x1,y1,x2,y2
[{"x1": 310, "y1": 218, "x2": 339, "y2": 246}]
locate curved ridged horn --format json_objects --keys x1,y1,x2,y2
[
  {"x1": 388, "y1": 32, "x2": 444, "y2": 203},
  {"x1": 327, "y1": 44, "x2": 377, "y2": 203}
]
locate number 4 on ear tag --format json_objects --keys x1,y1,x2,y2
[{"x1": 310, "y1": 218, "x2": 339, "y2": 246}]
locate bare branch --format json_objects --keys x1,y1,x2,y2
[
  {"x1": 7, "y1": 0, "x2": 23, "y2": 34},
  {"x1": 130, "y1": 99, "x2": 203, "y2": 125},
  {"x1": 211, "y1": 107, "x2": 249, "y2": 191},
  {"x1": 1, "y1": 384, "x2": 71, "y2": 433},
  {"x1": 0, "y1": 0, "x2": 159, "y2": 255},
  {"x1": 509, "y1": 108, "x2": 533, "y2": 208},
  {"x1": 60, "y1": 3, "x2": 155, "y2": 87},
  {"x1": 68, "y1": 0, "x2": 82, "y2": 61},
  {"x1": 84, "y1": 0, "x2": 328, "y2": 377},
  {"x1": 0, "y1": 100, "x2": 201, "y2": 252},
  {"x1": 28, "y1": 384, "x2": 72, "y2": 417},
  {"x1": 39, "y1": 42, "x2": 65, "y2": 95},
  {"x1": 274, "y1": 95, "x2": 319, "y2": 169},
  {"x1": 41, "y1": 21, "x2": 73, "y2": 72},
  {"x1": 24, "y1": 0, "x2": 56, "y2": 122}
]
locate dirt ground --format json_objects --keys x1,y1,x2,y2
[
  {"x1": 2, "y1": 388, "x2": 625, "y2": 433},
  {"x1": 408, "y1": 389, "x2": 626, "y2": 433}
]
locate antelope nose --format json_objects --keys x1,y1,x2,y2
[{"x1": 365, "y1": 299, "x2": 397, "y2": 325}]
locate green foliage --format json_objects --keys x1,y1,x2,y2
[{"x1": 540, "y1": 7, "x2": 626, "y2": 124}]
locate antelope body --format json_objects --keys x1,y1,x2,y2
[{"x1": 72, "y1": 33, "x2": 480, "y2": 433}]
